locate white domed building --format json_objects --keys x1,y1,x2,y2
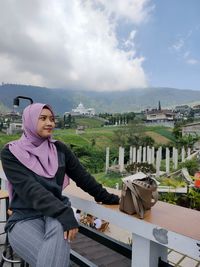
[{"x1": 71, "y1": 102, "x2": 95, "y2": 116}]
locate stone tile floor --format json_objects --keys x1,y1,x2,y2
[{"x1": 168, "y1": 249, "x2": 200, "y2": 267}]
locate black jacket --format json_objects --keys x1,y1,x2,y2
[{"x1": 1, "y1": 141, "x2": 119, "y2": 232}]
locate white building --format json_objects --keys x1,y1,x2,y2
[
  {"x1": 71, "y1": 102, "x2": 95, "y2": 116},
  {"x1": 145, "y1": 109, "x2": 175, "y2": 127},
  {"x1": 6, "y1": 123, "x2": 23, "y2": 135},
  {"x1": 182, "y1": 122, "x2": 200, "y2": 136}
]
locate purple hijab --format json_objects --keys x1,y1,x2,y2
[{"x1": 8, "y1": 103, "x2": 69, "y2": 199}]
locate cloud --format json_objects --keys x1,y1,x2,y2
[
  {"x1": 0, "y1": 0, "x2": 152, "y2": 91},
  {"x1": 172, "y1": 38, "x2": 184, "y2": 52},
  {"x1": 171, "y1": 28, "x2": 199, "y2": 67},
  {"x1": 96, "y1": 0, "x2": 153, "y2": 24},
  {"x1": 186, "y1": 58, "x2": 199, "y2": 65}
]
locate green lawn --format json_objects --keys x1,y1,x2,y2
[
  {"x1": 53, "y1": 126, "x2": 122, "y2": 149},
  {"x1": 75, "y1": 117, "x2": 104, "y2": 128},
  {"x1": 93, "y1": 172, "x2": 123, "y2": 188},
  {"x1": 146, "y1": 126, "x2": 175, "y2": 142},
  {"x1": 0, "y1": 124, "x2": 174, "y2": 152}
]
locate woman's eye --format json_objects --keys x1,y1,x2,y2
[{"x1": 39, "y1": 117, "x2": 46, "y2": 121}]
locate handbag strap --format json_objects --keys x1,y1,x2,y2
[
  {"x1": 132, "y1": 179, "x2": 159, "y2": 208},
  {"x1": 123, "y1": 180, "x2": 145, "y2": 218},
  {"x1": 151, "y1": 190, "x2": 159, "y2": 206}
]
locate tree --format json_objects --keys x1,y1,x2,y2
[{"x1": 175, "y1": 134, "x2": 199, "y2": 149}]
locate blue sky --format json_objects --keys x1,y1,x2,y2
[
  {"x1": 0, "y1": 0, "x2": 199, "y2": 91},
  {"x1": 137, "y1": 0, "x2": 200, "y2": 90}
]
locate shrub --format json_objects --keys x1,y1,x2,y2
[
  {"x1": 179, "y1": 159, "x2": 199, "y2": 176},
  {"x1": 125, "y1": 162, "x2": 156, "y2": 174}
]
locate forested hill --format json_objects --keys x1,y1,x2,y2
[{"x1": 1, "y1": 83, "x2": 200, "y2": 114}]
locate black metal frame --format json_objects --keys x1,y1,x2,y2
[
  {"x1": 158, "y1": 257, "x2": 174, "y2": 267},
  {"x1": 70, "y1": 224, "x2": 132, "y2": 266},
  {"x1": 0, "y1": 195, "x2": 29, "y2": 267},
  {"x1": 79, "y1": 224, "x2": 132, "y2": 258}
]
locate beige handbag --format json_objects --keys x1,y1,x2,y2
[{"x1": 119, "y1": 172, "x2": 158, "y2": 219}]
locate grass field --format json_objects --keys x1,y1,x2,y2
[
  {"x1": 145, "y1": 131, "x2": 171, "y2": 145},
  {"x1": 75, "y1": 117, "x2": 104, "y2": 128},
  {"x1": 53, "y1": 126, "x2": 122, "y2": 149},
  {"x1": 0, "y1": 122, "x2": 174, "y2": 152}
]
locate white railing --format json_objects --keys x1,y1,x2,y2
[
  {"x1": 1, "y1": 160, "x2": 200, "y2": 267},
  {"x1": 64, "y1": 184, "x2": 200, "y2": 267}
]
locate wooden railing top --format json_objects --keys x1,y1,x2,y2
[{"x1": 64, "y1": 181, "x2": 200, "y2": 241}]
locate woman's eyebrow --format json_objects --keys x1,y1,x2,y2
[
  {"x1": 39, "y1": 115, "x2": 54, "y2": 117},
  {"x1": 39, "y1": 115, "x2": 47, "y2": 117}
]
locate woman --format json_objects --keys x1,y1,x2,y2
[{"x1": 1, "y1": 103, "x2": 119, "y2": 267}]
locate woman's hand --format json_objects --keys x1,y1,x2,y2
[{"x1": 64, "y1": 228, "x2": 79, "y2": 242}]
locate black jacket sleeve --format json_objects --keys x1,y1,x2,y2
[
  {"x1": 58, "y1": 142, "x2": 120, "y2": 204},
  {"x1": 1, "y1": 146, "x2": 79, "y2": 231}
]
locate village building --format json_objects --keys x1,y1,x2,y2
[
  {"x1": 75, "y1": 125, "x2": 86, "y2": 135},
  {"x1": 182, "y1": 122, "x2": 200, "y2": 149},
  {"x1": 182, "y1": 122, "x2": 200, "y2": 136},
  {"x1": 192, "y1": 104, "x2": 200, "y2": 110},
  {"x1": 144, "y1": 101, "x2": 175, "y2": 127},
  {"x1": 174, "y1": 104, "x2": 191, "y2": 112},
  {"x1": 6, "y1": 122, "x2": 23, "y2": 135}
]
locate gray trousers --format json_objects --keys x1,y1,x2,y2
[{"x1": 8, "y1": 217, "x2": 70, "y2": 267}]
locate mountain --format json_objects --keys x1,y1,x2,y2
[{"x1": 1, "y1": 83, "x2": 200, "y2": 114}]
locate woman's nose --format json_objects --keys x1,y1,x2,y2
[{"x1": 46, "y1": 118, "x2": 54, "y2": 124}]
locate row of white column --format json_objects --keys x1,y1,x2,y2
[{"x1": 105, "y1": 146, "x2": 191, "y2": 177}]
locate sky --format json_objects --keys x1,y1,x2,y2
[{"x1": 0, "y1": 0, "x2": 199, "y2": 92}]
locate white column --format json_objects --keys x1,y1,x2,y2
[
  {"x1": 181, "y1": 147, "x2": 185, "y2": 162},
  {"x1": 156, "y1": 150, "x2": 161, "y2": 177},
  {"x1": 172, "y1": 147, "x2": 176, "y2": 169},
  {"x1": 174, "y1": 148, "x2": 178, "y2": 169},
  {"x1": 147, "y1": 147, "x2": 152, "y2": 164},
  {"x1": 159, "y1": 146, "x2": 162, "y2": 162},
  {"x1": 147, "y1": 146, "x2": 150, "y2": 164},
  {"x1": 137, "y1": 148, "x2": 141, "y2": 163},
  {"x1": 151, "y1": 147, "x2": 155, "y2": 165},
  {"x1": 129, "y1": 146, "x2": 133, "y2": 164},
  {"x1": 165, "y1": 147, "x2": 170, "y2": 174},
  {"x1": 118, "y1": 146, "x2": 121, "y2": 165},
  {"x1": 133, "y1": 147, "x2": 136, "y2": 163},
  {"x1": 119, "y1": 147, "x2": 125, "y2": 172},
  {"x1": 143, "y1": 147, "x2": 147, "y2": 163},
  {"x1": 187, "y1": 147, "x2": 191, "y2": 157},
  {"x1": 105, "y1": 147, "x2": 109, "y2": 174},
  {"x1": 139, "y1": 146, "x2": 142, "y2": 163}
]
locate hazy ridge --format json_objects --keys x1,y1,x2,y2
[{"x1": 1, "y1": 84, "x2": 200, "y2": 114}]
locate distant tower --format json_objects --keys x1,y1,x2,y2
[{"x1": 158, "y1": 101, "x2": 161, "y2": 111}]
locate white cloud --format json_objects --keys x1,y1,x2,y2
[
  {"x1": 186, "y1": 58, "x2": 199, "y2": 65},
  {"x1": 171, "y1": 28, "x2": 199, "y2": 67},
  {"x1": 97, "y1": 0, "x2": 153, "y2": 24},
  {"x1": 0, "y1": 0, "x2": 152, "y2": 91},
  {"x1": 172, "y1": 38, "x2": 184, "y2": 52}
]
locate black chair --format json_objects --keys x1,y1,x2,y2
[
  {"x1": 0, "y1": 190, "x2": 9, "y2": 239},
  {"x1": 0, "y1": 190, "x2": 29, "y2": 267}
]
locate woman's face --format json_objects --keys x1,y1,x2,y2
[{"x1": 36, "y1": 108, "x2": 55, "y2": 138}]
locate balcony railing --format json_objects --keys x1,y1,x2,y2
[
  {"x1": 1, "y1": 162, "x2": 200, "y2": 267},
  {"x1": 64, "y1": 181, "x2": 200, "y2": 267}
]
